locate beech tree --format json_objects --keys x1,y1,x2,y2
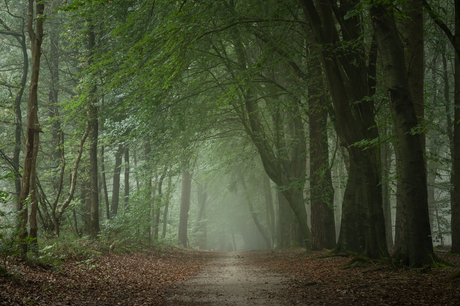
[
  {"x1": 370, "y1": 1, "x2": 433, "y2": 266},
  {"x1": 17, "y1": 0, "x2": 44, "y2": 255}
]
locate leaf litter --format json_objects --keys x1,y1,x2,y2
[{"x1": 1, "y1": 247, "x2": 459, "y2": 305}]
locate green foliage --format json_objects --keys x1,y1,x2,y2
[{"x1": 37, "y1": 233, "x2": 105, "y2": 264}]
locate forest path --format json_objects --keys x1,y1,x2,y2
[{"x1": 168, "y1": 251, "x2": 290, "y2": 305}]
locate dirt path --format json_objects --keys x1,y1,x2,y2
[{"x1": 168, "y1": 251, "x2": 290, "y2": 305}]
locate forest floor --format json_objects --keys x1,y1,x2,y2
[{"x1": 1, "y1": 246, "x2": 460, "y2": 305}]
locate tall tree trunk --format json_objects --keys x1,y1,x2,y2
[
  {"x1": 452, "y1": 2, "x2": 460, "y2": 254},
  {"x1": 111, "y1": 144, "x2": 123, "y2": 217},
  {"x1": 83, "y1": 177, "x2": 90, "y2": 234},
  {"x1": 371, "y1": 2, "x2": 433, "y2": 266},
  {"x1": 87, "y1": 24, "x2": 99, "y2": 239},
  {"x1": 154, "y1": 173, "x2": 166, "y2": 240},
  {"x1": 101, "y1": 145, "x2": 110, "y2": 220},
  {"x1": 100, "y1": 96, "x2": 110, "y2": 220},
  {"x1": 300, "y1": 0, "x2": 387, "y2": 258},
  {"x1": 162, "y1": 173, "x2": 172, "y2": 239},
  {"x1": 178, "y1": 171, "x2": 192, "y2": 248},
  {"x1": 195, "y1": 182, "x2": 207, "y2": 250},
  {"x1": 124, "y1": 147, "x2": 130, "y2": 210},
  {"x1": 427, "y1": 131, "x2": 440, "y2": 237},
  {"x1": 12, "y1": 29, "x2": 28, "y2": 212},
  {"x1": 307, "y1": 37, "x2": 336, "y2": 250},
  {"x1": 17, "y1": 0, "x2": 45, "y2": 256},
  {"x1": 401, "y1": 0, "x2": 425, "y2": 151},
  {"x1": 263, "y1": 174, "x2": 275, "y2": 247},
  {"x1": 337, "y1": 158, "x2": 365, "y2": 254},
  {"x1": 393, "y1": 142, "x2": 403, "y2": 251},
  {"x1": 381, "y1": 126, "x2": 393, "y2": 249},
  {"x1": 308, "y1": 63, "x2": 336, "y2": 249},
  {"x1": 133, "y1": 148, "x2": 140, "y2": 190},
  {"x1": 28, "y1": 127, "x2": 39, "y2": 253},
  {"x1": 277, "y1": 189, "x2": 292, "y2": 247}
]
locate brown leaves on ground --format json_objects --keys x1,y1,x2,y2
[
  {"x1": 0, "y1": 247, "x2": 213, "y2": 306},
  {"x1": 248, "y1": 249, "x2": 460, "y2": 305},
  {"x1": 2, "y1": 247, "x2": 460, "y2": 305}
]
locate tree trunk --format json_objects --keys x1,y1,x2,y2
[
  {"x1": 154, "y1": 173, "x2": 166, "y2": 240},
  {"x1": 101, "y1": 145, "x2": 110, "y2": 220},
  {"x1": 393, "y1": 142, "x2": 403, "y2": 251},
  {"x1": 100, "y1": 95, "x2": 110, "y2": 220},
  {"x1": 427, "y1": 131, "x2": 440, "y2": 237},
  {"x1": 17, "y1": 0, "x2": 45, "y2": 256},
  {"x1": 178, "y1": 171, "x2": 192, "y2": 247},
  {"x1": 28, "y1": 126, "x2": 39, "y2": 253},
  {"x1": 12, "y1": 28, "x2": 28, "y2": 213},
  {"x1": 371, "y1": 2, "x2": 433, "y2": 266},
  {"x1": 452, "y1": 2, "x2": 460, "y2": 254},
  {"x1": 300, "y1": 0, "x2": 387, "y2": 258},
  {"x1": 111, "y1": 144, "x2": 123, "y2": 217},
  {"x1": 87, "y1": 24, "x2": 99, "y2": 239},
  {"x1": 307, "y1": 37, "x2": 336, "y2": 250},
  {"x1": 124, "y1": 147, "x2": 130, "y2": 210},
  {"x1": 263, "y1": 175, "x2": 275, "y2": 247},
  {"x1": 277, "y1": 189, "x2": 292, "y2": 247},
  {"x1": 401, "y1": 0, "x2": 425, "y2": 151},
  {"x1": 381, "y1": 126, "x2": 393, "y2": 249},
  {"x1": 133, "y1": 148, "x2": 140, "y2": 190},
  {"x1": 162, "y1": 173, "x2": 172, "y2": 239},
  {"x1": 83, "y1": 178, "x2": 90, "y2": 234},
  {"x1": 337, "y1": 158, "x2": 365, "y2": 254},
  {"x1": 195, "y1": 182, "x2": 207, "y2": 250}
]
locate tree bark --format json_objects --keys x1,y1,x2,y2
[
  {"x1": 263, "y1": 175, "x2": 275, "y2": 247},
  {"x1": 28, "y1": 123, "x2": 39, "y2": 253},
  {"x1": 401, "y1": 0, "x2": 425, "y2": 151},
  {"x1": 370, "y1": 2, "x2": 433, "y2": 266},
  {"x1": 300, "y1": 0, "x2": 387, "y2": 258},
  {"x1": 101, "y1": 145, "x2": 110, "y2": 220},
  {"x1": 307, "y1": 47, "x2": 336, "y2": 250},
  {"x1": 154, "y1": 172, "x2": 166, "y2": 240},
  {"x1": 87, "y1": 24, "x2": 99, "y2": 239},
  {"x1": 17, "y1": 0, "x2": 44, "y2": 256},
  {"x1": 381, "y1": 125, "x2": 393, "y2": 249},
  {"x1": 111, "y1": 144, "x2": 123, "y2": 217},
  {"x1": 162, "y1": 173, "x2": 172, "y2": 239},
  {"x1": 124, "y1": 147, "x2": 130, "y2": 210},
  {"x1": 452, "y1": 1, "x2": 460, "y2": 254},
  {"x1": 277, "y1": 189, "x2": 292, "y2": 247},
  {"x1": 195, "y1": 181, "x2": 207, "y2": 250},
  {"x1": 178, "y1": 171, "x2": 192, "y2": 248}
]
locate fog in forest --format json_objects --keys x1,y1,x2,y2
[{"x1": 0, "y1": 0, "x2": 457, "y2": 274}]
